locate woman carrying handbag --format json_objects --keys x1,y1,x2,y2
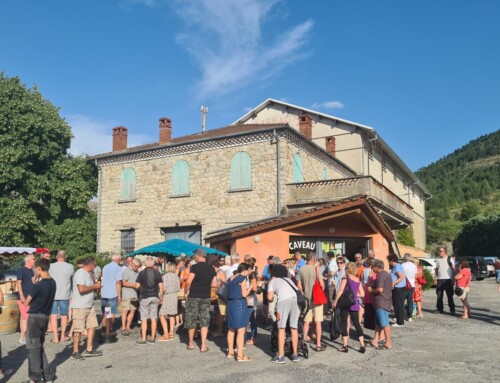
[
  {"x1": 454, "y1": 259, "x2": 472, "y2": 319},
  {"x1": 333, "y1": 262, "x2": 366, "y2": 353}
]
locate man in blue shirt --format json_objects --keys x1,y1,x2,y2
[
  {"x1": 387, "y1": 253, "x2": 406, "y2": 327},
  {"x1": 101, "y1": 254, "x2": 123, "y2": 332},
  {"x1": 294, "y1": 251, "x2": 306, "y2": 274}
]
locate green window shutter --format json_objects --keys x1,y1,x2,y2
[
  {"x1": 293, "y1": 153, "x2": 303, "y2": 182},
  {"x1": 231, "y1": 152, "x2": 252, "y2": 189},
  {"x1": 172, "y1": 160, "x2": 190, "y2": 195},
  {"x1": 120, "y1": 168, "x2": 136, "y2": 200}
]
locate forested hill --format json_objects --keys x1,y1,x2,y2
[{"x1": 415, "y1": 129, "x2": 500, "y2": 245}]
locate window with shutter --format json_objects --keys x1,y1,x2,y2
[
  {"x1": 120, "y1": 168, "x2": 136, "y2": 201},
  {"x1": 172, "y1": 160, "x2": 190, "y2": 195},
  {"x1": 293, "y1": 153, "x2": 303, "y2": 182},
  {"x1": 230, "y1": 152, "x2": 252, "y2": 190}
]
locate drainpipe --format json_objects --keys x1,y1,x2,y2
[
  {"x1": 94, "y1": 159, "x2": 102, "y2": 253},
  {"x1": 273, "y1": 130, "x2": 281, "y2": 215}
]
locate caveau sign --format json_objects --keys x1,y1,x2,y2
[{"x1": 288, "y1": 236, "x2": 316, "y2": 256}]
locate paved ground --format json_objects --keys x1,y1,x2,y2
[{"x1": 1, "y1": 278, "x2": 499, "y2": 383}]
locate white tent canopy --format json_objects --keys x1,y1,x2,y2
[{"x1": 0, "y1": 247, "x2": 37, "y2": 256}]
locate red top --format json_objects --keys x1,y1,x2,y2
[{"x1": 456, "y1": 268, "x2": 471, "y2": 288}]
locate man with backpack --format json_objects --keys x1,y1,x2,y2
[
  {"x1": 267, "y1": 264, "x2": 300, "y2": 364},
  {"x1": 434, "y1": 247, "x2": 456, "y2": 315}
]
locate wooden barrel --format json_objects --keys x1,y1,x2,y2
[{"x1": 0, "y1": 294, "x2": 20, "y2": 335}]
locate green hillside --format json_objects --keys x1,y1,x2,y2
[{"x1": 415, "y1": 129, "x2": 500, "y2": 247}]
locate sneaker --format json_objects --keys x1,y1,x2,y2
[
  {"x1": 18, "y1": 338, "x2": 26, "y2": 345},
  {"x1": 70, "y1": 352, "x2": 84, "y2": 360},
  {"x1": 392, "y1": 323, "x2": 403, "y2": 328},
  {"x1": 83, "y1": 348, "x2": 103, "y2": 357},
  {"x1": 271, "y1": 356, "x2": 285, "y2": 364},
  {"x1": 147, "y1": 338, "x2": 155, "y2": 344},
  {"x1": 136, "y1": 339, "x2": 147, "y2": 345},
  {"x1": 407, "y1": 318, "x2": 413, "y2": 322},
  {"x1": 292, "y1": 355, "x2": 299, "y2": 362}
]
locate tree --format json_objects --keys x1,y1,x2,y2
[
  {"x1": 459, "y1": 200, "x2": 481, "y2": 221},
  {"x1": 397, "y1": 226, "x2": 415, "y2": 247},
  {"x1": 453, "y1": 214, "x2": 500, "y2": 258},
  {"x1": 0, "y1": 73, "x2": 97, "y2": 257}
]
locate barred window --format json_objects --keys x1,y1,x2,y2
[{"x1": 121, "y1": 229, "x2": 135, "y2": 255}]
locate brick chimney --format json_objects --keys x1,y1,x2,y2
[
  {"x1": 159, "y1": 117, "x2": 172, "y2": 144},
  {"x1": 112, "y1": 126, "x2": 128, "y2": 152},
  {"x1": 325, "y1": 136, "x2": 336, "y2": 156},
  {"x1": 298, "y1": 114, "x2": 312, "y2": 140}
]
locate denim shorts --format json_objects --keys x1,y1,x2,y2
[
  {"x1": 375, "y1": 308, "x2": 390, "y2": 328},
  {"x1": 101, "y1": 297, "x2": 118, "y2": 314},
  {"x1": 51, "y1": 300, "x2": 70, "y2": 316}
]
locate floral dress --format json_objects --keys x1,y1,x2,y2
[
  {"x1": 413, "y1": 266, "x2": 423, "y2": 303},
  {"x1": 160, "y1": 272, "x2": 180, "y2": 316}
]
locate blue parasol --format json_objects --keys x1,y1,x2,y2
[{"x1": 128, "y1": 238, "x2": 226, "y2": 257}]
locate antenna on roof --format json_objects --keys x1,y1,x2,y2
[{"x1": 201, "y1": 105, "x2": 208, "y2": 133}]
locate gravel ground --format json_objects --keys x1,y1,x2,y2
[{"x1": 1, "y1": 278, "x2": 499, "y2": 383}]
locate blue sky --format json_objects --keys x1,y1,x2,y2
[{"x1": 1, "y1": 0, "x2": 499, "y2": 171}]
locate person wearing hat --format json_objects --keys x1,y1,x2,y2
[{"x1": 184, "y1": 249, "x2": 217, "y2": 352}]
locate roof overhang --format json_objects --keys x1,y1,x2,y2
[{"x1": 206, "y1": 196, "x2": 395, "y2": 244}]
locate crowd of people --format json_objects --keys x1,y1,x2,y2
[{"x1": 0, "y1": 245, "x2": 481, "y2": 381}]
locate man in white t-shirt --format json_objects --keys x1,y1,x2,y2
[
  {"x1": 402, "y1": 253, "x2": 417, "y2": 321},
  {"x1": 219, "y1": 256, "x2": 231, "y2": 276},
  {"x1": 267, "y1": 264, "x2": 300, "y2": 364},
  {"x1": 434, "y1": 247, "x2": 456, "y2": 315},
  {"x1": 227, "y1": 253, "x2": 240, "y2": 278}
]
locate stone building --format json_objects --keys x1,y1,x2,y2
[
  {"x1": 92, "y1": 102, "x2": 429, "y2": 268},
  {"x1": 234, "y1": 99, "x2": 431, "y2": 249},
  {"x1": 92, "y1": 120, "x2": 357, "y2": 256}
]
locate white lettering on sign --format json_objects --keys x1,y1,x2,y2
[{"x1": 289, "y1": 241, "x2": 316, "y2": 251}]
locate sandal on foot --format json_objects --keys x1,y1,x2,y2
[
  {"x1": 237, "y1": 355, "x2": 252, "y2": 362},
  {"x1": 338, "y1": 346, "x2": 348, "y2": 353},
  {"x1": 200, "y1": 347, "x2": 209, "y2": 353},
  {"x1": 227, "y1": 353, "x2": 235, "y2": 359},
  {"x1": 186, "y1": 345, "x2": 194, "y2": 350},
  {"x1": 315, "y1": 345, "x2": 327, "y2": 352},
  {"x1": 378, "y1": 345, "x2": 391, "y2": 350}
]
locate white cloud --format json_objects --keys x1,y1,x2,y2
[
  {"x1": 66, "y1": 114, "x2": 152, "y2": 156},
  {"x1": 170, "y1": 0, "x2": 314, "y2": 97},
  {"x1": 311, "y1": 101, "x2": 345, "y2": 110}
]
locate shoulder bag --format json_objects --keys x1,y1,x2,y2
[
  {"x1": 312, "y1": 267, "x2": 328, "y2": 305},
  {"x1": 404, "y1": 277, "x2": 412, "y2": 290},
  {"x1": 281, "y1": 277, "x2": 310, "y2": 315},
  {"x1": 336, "y1": 274, "x2": 355, "y2": 310}
]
